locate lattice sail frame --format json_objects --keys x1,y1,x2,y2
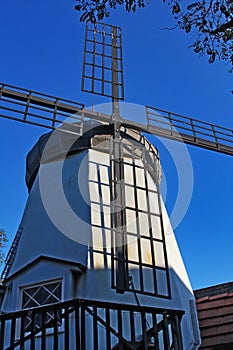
[{"x1": 82, "y1": 22, "x2": 124, "y2": 100}]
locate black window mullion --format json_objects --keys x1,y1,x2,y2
[
  {"x1": 125, "y1": 206, "x2": 161, "y2": 218},
  {"x1": 120, "y1": 143, "x2": 129, "y2": 284},
  {"x1": 112, "y1": 135, "x2": 128, "y2": 293},
  {"x1": 152, "y1": 152, "x2": 171, "y2": 298},
  {"x1": 131, "y1": 146, "x2": 144, "y2": 292},
  {"x1": 96, "y1": 164, "x2": 108, "y2": 268},
  {"x1": 142, "y1": 147, "x2": 158, "y2": 295}
]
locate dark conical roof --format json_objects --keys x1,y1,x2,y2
[{"x1": 26, "y1": 121, "x2": 161, "y2": 191}]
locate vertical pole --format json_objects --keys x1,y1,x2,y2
[
  {"x1": 111, "y1": 26, "x2": 128, "y2": 293},
  {"x1": 0, "y1": 318, "x2": 5, "y2": 350},
  {"x1": 175, "y1": 315, "x2": 184, "y2": 350},
  {"x1": 162, "y1": 313, "x2": 170, "y2": 349}
]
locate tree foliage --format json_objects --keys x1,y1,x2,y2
[
  {"x1": 171, "y1": 0, "x2": 233, "y2": 68},
  {"x1": 74, "y1": 0, "x2": 233, "y2": 69},
  {"x1": 0, "y1": 229, "x2": 7, "y2": 266}
]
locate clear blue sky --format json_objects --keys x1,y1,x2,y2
[{"x1": 0, "y1": 0, "x2": 232, "y2": 290}]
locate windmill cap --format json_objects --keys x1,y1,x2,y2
[{"x1": 26, "y1": 121, "x2": 161, "y2": 192}]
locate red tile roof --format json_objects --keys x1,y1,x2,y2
[{"x1": 195, "y1": 283, "x2": 233, "y2": 349}]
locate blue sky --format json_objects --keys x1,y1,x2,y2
[{"x1": 0, "y1": 0, "x2": 232, "y2": 289}]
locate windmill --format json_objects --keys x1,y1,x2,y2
[{"x1": 0, "y1": 21, "x2": 232, "y2": 350}]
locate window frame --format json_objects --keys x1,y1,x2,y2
[{"x1": 20, "y1": 278, "x2": 63, "y2": 334}]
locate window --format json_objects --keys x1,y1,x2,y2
[
  {"x1": 21, "y1": 280, "x2": 62, "y2": 332},
  {"x1": 89, "y1": 136, "x2": 171, "y2": 298},
  {"x1": 111, "y1": 150, "x2": 171, "y2": 298}
]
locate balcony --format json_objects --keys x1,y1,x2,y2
[{"x1": 0, "y1": 298, "x2": 184, "y2": 350}]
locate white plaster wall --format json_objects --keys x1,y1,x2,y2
[{"x1": 8, "y1": 150, "x2": 90, "y2": 277}]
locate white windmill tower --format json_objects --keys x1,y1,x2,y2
[{"x1": 0, "y1": 21, "x2": 232, "y2": 350}]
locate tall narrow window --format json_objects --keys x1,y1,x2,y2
[
  {"x1": 89, "y1": 134, "x2": 171, "y2": 299},
  {"x1": 111, "y1": 140, "x2": 171, "y2": 298}
]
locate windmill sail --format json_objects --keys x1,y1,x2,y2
[
  {"x1": 0, "y1": 82, "x2": 232, "y2": 155},
  {"x1": 82, "y1": 22, "x2": 124, "y2": 101}
]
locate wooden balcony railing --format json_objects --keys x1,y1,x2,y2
[{"x1": 0, "y1": 298, "x2": 184, "y2": 350}]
